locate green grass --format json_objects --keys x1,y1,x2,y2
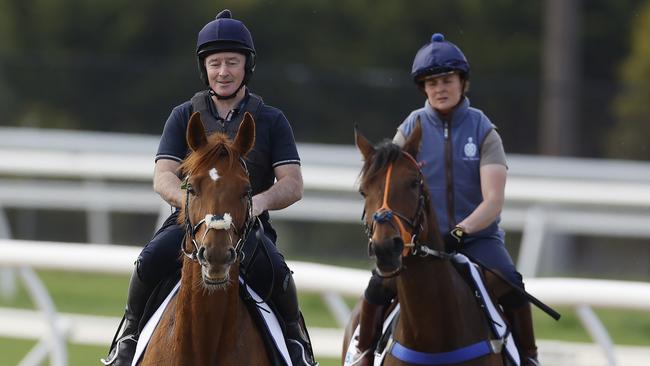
[
  {"x1": 2, "y1": 270, "x2": 130, "y2": 316},
  {"x1": 0, "y1": 337, "x2": 341, "y2": 366},
  {"x1": 0, "y1": 337, "x2": 33, "y2": 366},
  {"x1": 1, "y1": 269, "x2": 650, "y2": 365},
  {"x1": 0, "y1": 338, "x2": 113, "y2": 366}
]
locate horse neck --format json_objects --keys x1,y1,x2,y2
[
  {"x1": 173, "y1": 259, "x2": 243, "y2": 354},
  {"x1": 394, "y1": 210, "x2": 488, "y2": 348},
  {"x1": 396, "y1": 255, "x2": 460, "y2": 318}
]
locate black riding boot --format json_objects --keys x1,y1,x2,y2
[
  {"x1": 505, "y1": 303, "x2": 541, "y2": 366},
  {"x1": 273, "y1": 272, "x2": 318, "y2": 366},
  {"x1": 101, "y1": 267, "x2": 154, "y2": 366}
]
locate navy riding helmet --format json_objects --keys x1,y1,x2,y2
[
  {"x1": 411, "y1": 33, "x2": 469, "y2": 84},
  {"x1": 196, "y1": 9, "x2": 256, "y2": 98}
]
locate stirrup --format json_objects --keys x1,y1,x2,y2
[
  {"x1": 344, "y1": 346, "x2": 373, "y2": 366},
  {"x1": 100, "y1": 334, "x2": 137, "y2": 365},
  {"x1": 286, "y1": 338, "x2": 319, "y2": 366}
]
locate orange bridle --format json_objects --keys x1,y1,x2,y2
[{"x1": 367, "y1": 152, "x2": 425, "y2": 257}]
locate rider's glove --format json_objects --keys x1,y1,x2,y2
[{"x1": 444, "y1": 225, "x2": 466, "y2": 252}]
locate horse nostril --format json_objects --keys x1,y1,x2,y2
[{"x1": 393, "y1": 237, "x2": 404, "y2": 255}]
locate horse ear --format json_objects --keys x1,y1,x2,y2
[
  {"x1": 354, "y1": 124, "x2": 375, "y2": 161},
  {"x1": 234, "y1": 112, "x2": 256, "y2": 156},
  {"x1": 187, "y1": 112, "x2": 208, "y2": 151},
  {"x1": 403, "y1": 118, "x2": 423, "y2": 157}
]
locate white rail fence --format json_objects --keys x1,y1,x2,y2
[
  {"x1": 3, "y1": 126, "x2": 650, "y2": 276},
  {"x1": 2, "y1": 128, "x2": 650, "y2": 365},
  {"x1": 1, "y1": 240, "x2": 650, "y2": 366}
]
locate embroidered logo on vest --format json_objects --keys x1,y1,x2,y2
[{"x1": 463, "y1": 137, "x2": 477, "y2": 158}]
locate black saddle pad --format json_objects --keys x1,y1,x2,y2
[{"x1": 138, "y1": 268, "x2": 181, "y2": 335}]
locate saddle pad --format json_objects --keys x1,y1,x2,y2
[
  {"x1": 453, "y1": 253, "x2": 520, "y2": 365},
  {"x1": 132, "y1": 278, "x2": 292, "y2": 366}
]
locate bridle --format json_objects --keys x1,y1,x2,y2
[
  {"x1": 181, "y1": 156, "x2": 256, "y2": 265},
  {"x1": 362, "y1": 151, "x2": 452, "y2": 271}
]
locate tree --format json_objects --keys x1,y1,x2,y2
[{"x1": 607, "y1": 0, "x2": 650, "y2": 159}]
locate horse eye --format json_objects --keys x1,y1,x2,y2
[
  {"x1": 358, "y1": 189, "x2": 366, "y2": 198},
  {"x1": 187, "y1": 184, "x2": 196, "y2": 195},
  {"x1": 409, "y1": 180, "x2": 419, "y2": 190}
]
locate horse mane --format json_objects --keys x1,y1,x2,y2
[
  {"x1": 180, "y1": 133, "x2": 239, "y2": 177},
  {"x1": 360, "y1": 139, "x2": 402, "y2": 184}
]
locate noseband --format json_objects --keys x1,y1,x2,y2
[
  {"x1": 181, "y1": 156, "x2": 255, "y2": 264},
  {"x1": 363, "y1": 151, "x2": 451, "y2": 263}
]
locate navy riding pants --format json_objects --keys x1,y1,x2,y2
[
  {"x1": 137, "y1": 211, "x2": 290, "y2": 299},
  {"x1": 461, "y1": 233, "x2": 523, "y2": 289}
]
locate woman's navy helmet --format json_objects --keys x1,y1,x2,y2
[
  {"x1": 411, "y1": 33, "x2": 469, "y2": 83},
  {"x1": 196, "y1": 9, "x2": 256, "y2": 88}
]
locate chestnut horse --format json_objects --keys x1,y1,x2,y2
[
  {"x1": 139, "y1": 112, "x2": 272, "y2": 365},
  {"x1": 342, "y1": 123, "x2": 508, "y2": 366}
]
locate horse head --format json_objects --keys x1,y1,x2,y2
[
  {"x1": 179, "y1": 111, "x2": 256, "y2": 289},
  {"x1": 356, "y1": 120, "x2": 441, "y2": 277}
]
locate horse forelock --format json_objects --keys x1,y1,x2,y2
[
  {"x1": 360, "y1": 140, "x2": 402, "y2": 185},
  {"x1": 360, "y1": 139, "x2": 435, "y2": 241},
  {"x1": 180, "y1": 133, "x2": 239, "y2": 178},
  {"x1": 177, "y1": 133, "x2": 246, "y2": 228}
]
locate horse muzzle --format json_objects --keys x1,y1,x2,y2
[
  {"x1": 197, "y1": 246, "x2": 237, "y2": 286},
  {"x1": 370, "y1": 236, "x2": 404, "y2": 276}
]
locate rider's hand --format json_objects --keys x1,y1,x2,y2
[
  {"x1": 443, "y1": 225, "x2": 466, "y2": 252},
  {"x1": 251, "y1": 195, "x2": 266, "y2": 217}
]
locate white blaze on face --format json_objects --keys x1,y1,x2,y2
[{"x1": 208, "y1": 168, "x2": 220, "y2": 182}]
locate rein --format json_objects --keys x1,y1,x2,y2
[
  {"x1": 363, "y1": 151, "x2": 451, "y2": 264},
  {"x1": 181, "y1": 156, "x2": 255, "y2": 264}
]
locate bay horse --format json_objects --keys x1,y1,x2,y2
[
  {"x1": 342, "y1": 122, "x2": 509, "y2": 366},
  {"x1": 139, "y1": 112, "x2": 272, "y2": 365}
]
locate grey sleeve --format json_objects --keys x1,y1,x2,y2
[{"x1": 480, "y1": 129, "x2": 507, "y2": 167}]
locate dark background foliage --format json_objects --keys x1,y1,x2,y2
[{"x1": 1, "y1": 0, "x2": 649, "y2": 159}]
